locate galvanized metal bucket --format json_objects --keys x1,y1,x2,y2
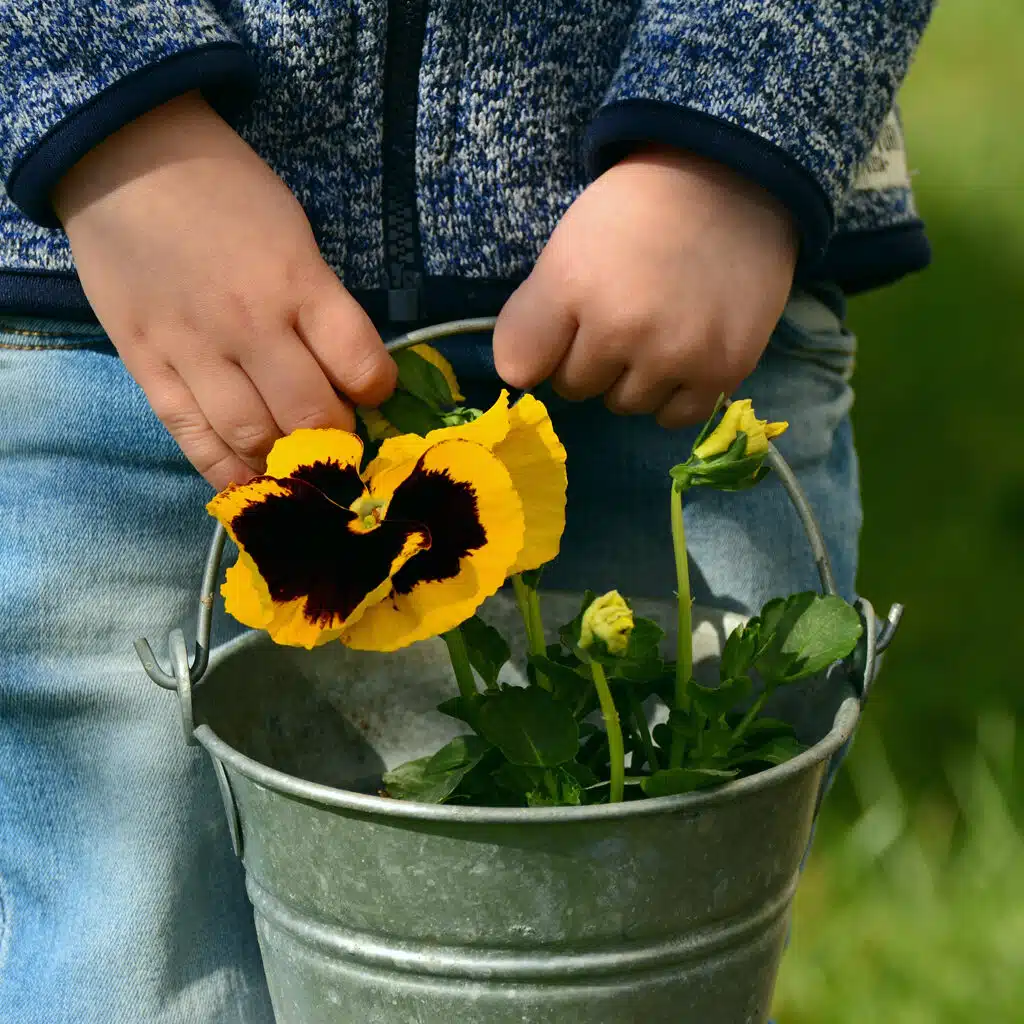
[{"x1": 137, "y1": 319, "x2": 902, "y2": 1024}]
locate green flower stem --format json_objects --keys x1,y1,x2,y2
[
  {"x1": 590, "y1": 660, "x2": 625, "y2": 803},
  {"x1": 512, "y1": 574, "x2": 551, "y2": 690},
  {"x1": 627, "y1": 688, "x2": 661, "y2": 772},
  {"x1": 670, "y1": 481, "x2": 694, "y2": 770},
  {"x1": 442, "y1": 628, "x2": 478, "y2": 700},
  {"x1": 732, "y1": 689, "x2": 771, "y2": 743},
  {"x1": 512, "y1": 574, "x2": 534, "y2": 643}
]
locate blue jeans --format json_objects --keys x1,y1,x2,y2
[{"x1": 0, "y1": 288, "x2": 859, "y2": 1023}]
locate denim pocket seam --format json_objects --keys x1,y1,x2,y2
[{"x1": 0, "y1": 338, "x2": 105, "y2": 351}]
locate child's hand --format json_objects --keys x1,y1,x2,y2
[
  {"x1": 54, "y1": 92, "x2": 396, "y2": 490},
  {"x1": 493, "y1": 148, "x2": 798, "y2": 427}
]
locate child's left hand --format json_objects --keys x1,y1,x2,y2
[{"x1": 492, "y1": 147, "x2": 799, "y2": 428}]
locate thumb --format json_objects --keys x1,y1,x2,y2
[{"x1": 493, "y1": 255, "x2": 577, "y2": 390}]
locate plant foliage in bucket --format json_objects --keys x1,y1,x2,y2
[{"x1": 205, "y1": 343, "x2": 863, "y2": 809}]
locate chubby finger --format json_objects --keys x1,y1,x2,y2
[
  {"x1": 493, "y1": 262, "x2": 577, "y2": 389},
  {"x1": 548, "y1": 323, "x2": 626, "y2": 402},
  {"x1": 603, "y1": 365, "x2": 681, "y2": 416},
  {"x1": 183, "y1": 360, "x2": 282, "y2": 473},
  {"x1": 144, "y1": 370, "x2": 255, "y2": 489},
  {"x1": 240, "y1": 329, "x2": 356, "y2": 435},
  {"x1": 296, "y1": 266, "x2": 396, "y2": 407},
  {"x1": 655, "y1": 386, "x2": 721, "y2": 430}
]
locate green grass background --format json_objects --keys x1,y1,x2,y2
[{"x1": 773, "y1": 3, "x2": 1024, "y2": 1019}]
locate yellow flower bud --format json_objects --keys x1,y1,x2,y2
[
  {"x1": 693, "y1": 399, "x2": 788, "y2": 460},
  {"x1": 579, "y1": 590, "x2": 634, "y2": 655}
]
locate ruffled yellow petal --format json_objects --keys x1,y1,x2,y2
[
  {"x1": 343, "y1": 439, "x2": 524, "y2": 652},
  {"x1": 364, "y1": 434, "x2": 432, "y2": 501},
  {"x1": 423, "y1": 389, "x2": 512, "y2": 447},
  {"x1": 411, "y1": 344, "x2": 465, "y2": 402},
  {"x1": 221, "y1": 549, "x2": 274, "y2": 630},
  {"x1": 765, "y1": 420, "x2": 789, "y2": 440},
  {"x1": 492, "y1": 393, "x2": 567, "y2": 573},
  {"x1": 362, "y1": 390, "x2": 513, "y2": 486},
  {"x1": 264, "y1": 428, "x2": 364, "y2": 480}
]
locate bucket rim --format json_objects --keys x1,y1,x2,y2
[{"x1": 193, "y1": 672, "x2": 860, "y2": 824}]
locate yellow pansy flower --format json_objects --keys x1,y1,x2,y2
[
  {"x1": 207, "y1": 391, "x2": 566, "y2": 652},
  {"x1": 579, "y1": 591, "x2": 634, "y2": 655},
  {"x1": 692, "y1": 399, "x2": 788, "y2": 460}
]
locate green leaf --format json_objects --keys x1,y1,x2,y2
[
  {"x1": 755, "y1": 593, "x2": 863, "y2": 684},
  {"x1": 641, "y1": 767, "x2": 739, "y2": 798},
  {"x1": 738, "y1": 717, "x2": 797, "y2": 742},
  {"x1": 731, "y1": 735, "x2": 805, "y2": 767},
  {"x1": 667, "y1": 708, "x2": 702, "y2": 741},
  {"x1": 491, "y1": 761, "x2": 543, "y2": 798},
  {"x1": 528, "y1": 655, "x2": 593, "y2": 716},
  {"x1": 426, "y1": 734, "x2": 491, "y2": 774},
  {"x1": 689, "y1": 676, "x2": 753, "y2": 721},
  {"x1": 626, "y1": 617, "x2": 664, "y2": 658},
  {"x1": 557, "y1": 590, "x2": 597, "y2": 652},
  {"x1": 376, "y1": 392, "x2": 446, "y2": 436},
  {"x1": 459, "y1": 615, "x2": 510, "y2": 689},
  {"x1": 720, "y1": 623, "x2": 760, "y2": 681},
  {"x1": 436, "y1": 694, "x2": 487, "y2": 731},
  {"x1": 526, "y1": 767, "x2": 585, "y2": 807},
  {"x1": 392, "y1": 347, "x2": 455, "y2": 410},
  {"x1": 477, "y1": 687, "x2": 580, "y2": 767},
  {"x1": 560, "y1": 760, "x2": 600, "y2": 789},
  {"x1": 383, "y1": 735, "x2": 491, "y2": 803}
]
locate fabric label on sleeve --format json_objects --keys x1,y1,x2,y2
[{"x1": 852, "y1": 110, "x2": 911, "y2": 192}]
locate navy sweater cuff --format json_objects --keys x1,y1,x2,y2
[
  {"x1": 7, "y1": 43, "x2": 259, "y2": 228},
  {"x1": 584, "y1": 99, "x2": 834, "y2": 266}
]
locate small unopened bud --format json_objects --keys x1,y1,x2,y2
[
  {"x1": 579, "y1": 591, "x2": 634, "y2": 656},
  {"x1": 693, "y1": 399, "x2": 788, "y2": 461}
]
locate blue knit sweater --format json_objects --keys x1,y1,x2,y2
[{"x1": 0, "y1": 0, "x2": 934, "y2": 326}]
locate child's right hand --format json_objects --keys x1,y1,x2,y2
[{"x1": 53, "y1": 92, "x2": 397, "y2": 490}]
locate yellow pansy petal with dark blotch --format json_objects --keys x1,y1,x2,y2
[
  {"x1": 214, "y1": 475, "x2": 429, "y2": 649},
  {"x1": 411, "y1": 343, "x2": 465, "y2": 402},
  {"x1": 493, "y1": 394, "x2": 567, "y2": 573},
  {"x1": 260, "y1": 528, "x2": 429, "y2": 649},
  {"x1": 264, "y1": 428, "x2": 367, "y2": 510},
  {"x1": 265, "y1": 427, "x2": 363, "y2": 479},
  {"x1": 343, "y1": 439, "x2": 525, "y2": 652},
  {"x1": 207, "y1": 476, "x2": 295, "y2": 546}
]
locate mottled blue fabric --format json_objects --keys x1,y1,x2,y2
[{"x1": 0, "y1": 0, "x2": 932, "y2": 312}]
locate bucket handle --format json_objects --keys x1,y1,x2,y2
[{"x1": 135, "y1": 316, "x2": 903, "y2": 744}]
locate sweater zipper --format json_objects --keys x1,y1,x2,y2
[{"x1": 382, "y1": 0, "x2": 428, "y2": 323}]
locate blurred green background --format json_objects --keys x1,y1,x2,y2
[{"x1": 773, "y1": 3, "x2": 1024, "y2": 1020}]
